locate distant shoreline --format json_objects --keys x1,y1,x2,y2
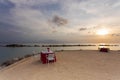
[{"x1": 0, "y1": 43, "x2": 119, "y2": 47}]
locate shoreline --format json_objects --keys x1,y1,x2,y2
[
  {"x1": 0, "y1": 50, "x2": 119, "y2": 70},
  {"x1": 1, "y1": 50, "x2": 120, "y2": 80},
  {"x1": 0, "y1": 52, "x2": 40, "y2": 70},
  {"x1": 0, "y1": 43, "x2": 119, "y2": 47}
]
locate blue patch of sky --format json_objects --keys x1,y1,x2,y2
[
  {"x1": 0, "y1": 22, "x2": 16, "y2": 30},
  {"x1": 0, "y1": 0, "x2": 15, "y2": 25},
  {"x1": 0, "y1": 0, "x2": 15, "y2": 13},
  {"x1": 0, "y1": 24, "x2": 28, "y2": 43}
]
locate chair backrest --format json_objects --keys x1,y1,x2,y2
[{"x1": 48, "y1": 54, "x2": 55, "y2": 58}]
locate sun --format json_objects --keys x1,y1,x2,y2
[{"x1": 96, "y1": 29, "x2": 109, "y2": 35}]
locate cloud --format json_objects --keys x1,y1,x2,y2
[
  {"x1": 51, "y1": 15, "x2": 68, "y2": 26},
  {"x1": 0, "y1": 0, "x2": 15, "y2": 24},
  {"x1": 111, "y1": 33, "x2": 120, "y2": 36},
  {"x1": 0, "y1": 0, "x2": 120, "y2": 43},
  {"x1": 79, "y1": 28, "x2": 87, "y2": 31},
  {"x1": 9, "y1": 0, "x2": 58, "y2": 6},
  {"x1": 61, "y1": 0, "x2": 120, "y2": 26},
  {"x1": 52, "y1": 30, "x2": 57, "y2": 33}
]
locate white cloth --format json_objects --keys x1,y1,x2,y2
[{"x1": 41, "y1": 50, "x2": 53, "y2": 54}]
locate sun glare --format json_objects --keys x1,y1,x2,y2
[{"x1": 97, "y1": 29, "x2": 109, "y2": 35}]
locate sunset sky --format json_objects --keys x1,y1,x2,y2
[{"x1": 0, "y1": 0, "x2": 120, "y2": 43}]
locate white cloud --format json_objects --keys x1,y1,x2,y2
[
  {"x1": 9, "y1": 0, "x2": 58, "y2": 7},
  {"x1": 9, "y1": 0, "x2": 120, "y2": 28},
  {"x1": 1, "y1": 0, "x2": 120, "y2": 42}
]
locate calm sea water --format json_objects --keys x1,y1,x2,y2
[{"x1": 0, "y1": 43, "x2": 120, "y2": 64}]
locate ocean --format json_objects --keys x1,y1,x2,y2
[{"x1": 0, "y1": 43, "x2": 120, "y2": 64}]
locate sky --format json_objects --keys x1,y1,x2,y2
[{"x1": 0, "y1": 0, "x2": 120, "y2": 43}]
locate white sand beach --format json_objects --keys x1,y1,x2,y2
[{"x1": 0, "y1": 50, "x2": 120, "y2": 80}]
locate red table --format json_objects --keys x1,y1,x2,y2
[{"x1": 40, "y1": 51, "x2": 56, "y2": 64}]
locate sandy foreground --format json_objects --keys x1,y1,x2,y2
[{"x1": 0, "y1": 50, "x2": 120, "y2": 80}]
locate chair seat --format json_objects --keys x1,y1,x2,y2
[
  {"x1": 47, "y1": 57, "x2": 54, "y2": 60},
  {"x1": 46, "y1": 54, "x2": 55, "y2": 63}
]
